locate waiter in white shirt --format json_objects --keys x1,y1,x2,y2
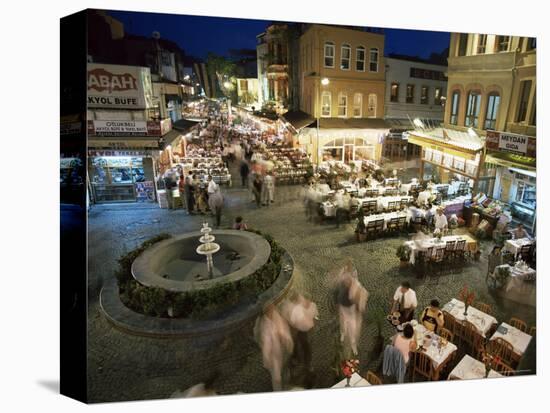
[
  {"x1": 434, "y1": 208, "x2": 448, "y2": 232},
  {"x1": 207, "y1": 175, "x2": 219, "y2": 195},
  {"x1": 391, "y1": 281, "x2": 418, "y2": 324}
]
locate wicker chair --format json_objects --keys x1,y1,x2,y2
[
  {"x1": 442, "y1": 311, "x2": 462, "y2": 341},
  {"x1": 509, "y1": 317, "x2": 528, "y2": 333},
  {"x1": 454, "y1": 239, "x2": 467, "y2": 262},
  {"x1": 411, "y1": 350, "x2": 434, "y2": 382},
  {"x1": 366, "y1": 370, "x2": 383, "y2": 385},
  {"x1": 387, "y1": 217, "x2": 400, "y2": 234}
]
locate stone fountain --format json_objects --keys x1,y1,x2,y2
[{"x1": 196, "y1": 222, "x2": 220, "y2": 279}]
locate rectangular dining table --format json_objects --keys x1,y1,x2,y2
[
  {"x1": 442, "y1": 299, "x2": 498, "y2": 337},
  {"x1": 405, "y1": 234, "x2": 478, "y2": 264},
  {"x1": 490, "y1": 322, "x2": 533, "y2": 361},
  {"x1": 448, "y1": 355, "x2": 503, "y2": 380}
]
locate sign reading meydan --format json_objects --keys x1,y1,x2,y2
[
  {"x1": 87, "y1": 63, "x2": 153, "y2": 109},
  {"x1": 486, "y1": 130, "x2": 536, "y2": 158}
]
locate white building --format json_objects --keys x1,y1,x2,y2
[{"x1": 384, "y1": 57, "x2": 447, "y2": 123}]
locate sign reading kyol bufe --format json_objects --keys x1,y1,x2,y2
[
  {"x1": 87, "y1": 63, "x2": 152, "y2": 109},
  {"x1": 498, "y1": 132, "x2": 528, "y2": 154}
]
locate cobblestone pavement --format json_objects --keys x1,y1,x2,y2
[{"x1": 87, "y1": 163, "x2": 536, "y2": 402}]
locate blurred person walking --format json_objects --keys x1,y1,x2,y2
[{"x1": 254, "y1": 305, "x2": 294, "y2": 391}]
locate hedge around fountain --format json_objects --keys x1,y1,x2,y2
[{"x1": 113, "y1": 229, "x2": 286, "y2": 320}]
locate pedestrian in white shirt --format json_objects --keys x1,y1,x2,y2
[
  {"x1": 207, "y1": 175, "x2": 219, "y2": 195},
  {"x1": 434, "y1": 208, "x2": 448, "y2": 232},
  {"x1": 391, "y1": 281, "x2": 417, "y2": 324}
]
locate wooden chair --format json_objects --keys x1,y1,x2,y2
[
  {"x1": 476, "y1": 302, "x2": 493, "y2": 316},
  {"x1": 491, "y1": 358, "x2": 515, "y2": 377},
  {"x1": 461, "y1": 320, "x2": 484, "y2": 357},
  {"x1": 529, "y1": 326, "x2": 536, "y2": 337},
  {"x1": 365, "y1": 220, "x2": 377, "y2": 239},
  {"x1": 509, "y1": 317, "x2": 527, "y2": 333},
  {"x1": 365, "y1": 200, "x2": 378, "y2": 215},
  {"x1": 366, "y1": 370, "x2": 383, "y2": 385},
  {"x1": 439, "y1": 327, "x2": 454, "y2": 343},
  {"x1": 411, "y1": 350, "x2": 434, "y2": 381},
  {"x1": 431, "y1": 247, "x2": 446, "y2": 274},
  {"x1": 374, "y1": 219, "x2": 385, "y2": 236},
  {"x1": 387, "y1": 217, "x2": 400, "y2": 233},
  {"x1": 386, "y1": 201, "x2": 397, "y2": 212},
  {"x1": 442, "y1": 310, "x2": 462, "y2": 340},
  {"x1": 454, "y1": 239, "x2": 467, "y2": 262},
  {"x1": 400, "y1": 198, "x2": 409, "y2": 210},
  {"x1": 486, "y1": 337, "x2": 515, "y2": 367},
  {"x1": 415, "y1": 247, "x2": 433, "y2": 278},
  {"x1": 444, "y1": 240, "x2": 456, "y2": 261}
]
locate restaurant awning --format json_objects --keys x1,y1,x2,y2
[
  {"x1": 281, "y1": 110, "x2": 316, "y2": 132},
  {"x1": 160, "y1": 129, "x2": 183, "y2": 149},
  {"x1": 173, "y1": 118, "x2": 201, "y2": 133},
  {"x1": 485, "y1": 151, "x2": 536, "y2": 171}
]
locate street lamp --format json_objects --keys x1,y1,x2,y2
[{"x1": 317, "y1": 77, "x2": 329, "y2": 165}]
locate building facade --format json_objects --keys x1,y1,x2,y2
[
  {"x1": 384, "y1": 56, "x2": 447, "y2": 122},
  {"x1": 295, "y1": 25, "x2": 388, "y2": 164},
  {"x1": 256, "y1": 24, "x2": 291, "y2": 113},
  {"x1": 445, "y1": 33, "x2": 536, "y2": 227}
]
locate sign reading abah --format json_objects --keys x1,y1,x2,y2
[{"x1": 87, "y1": 63, "x2": 151, "y2": 109}]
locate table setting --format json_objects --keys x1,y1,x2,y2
[
  {"x1": 442, "y1": 299, "x2": 497, "y2": 337},
  {"x1": 490, "y1": 322, "x2": 533, "y2": 357},
  {"x1": 448, "y1": 355, "x2": 503, "y2": 380}
]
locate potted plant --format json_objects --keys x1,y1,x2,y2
[{"x1": 396, "y1": 244, "x2": 412, "y2": 268}]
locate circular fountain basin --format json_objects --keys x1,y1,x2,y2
[{"x1": 131, "y1": 230, "x2": 271, "y2": 293}]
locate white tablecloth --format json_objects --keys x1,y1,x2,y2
[
  {"x1": 405, "y1": 235, "x2": 477, "y2": 264},
  {"x1": 442, "y1": 299, "x2": 498, "y2": 337},
  {"x1": 504, "y1": 238, "x2": 534, "y2": 256},
  {"x1": 493, "y1": 264, "x2": 536, "y2": 292},
  {"x1": 332, "y1": 372, "x2": 371, "y2": 388},
  {"x1": 364, "y1": 211, "x2": 408, "y2": 230},
  {"x1": 448, "y1": 355, "x2": 503, "y2": 380},
  {"x1": 357, "y1": 195, "x2": 412, "y2": 211},
  {"x1": 413, "y1": 324, "x2": 457, "y2": 369},
  {"x1": 490, "y1": 323, "x2": 532, "y2": 356}
]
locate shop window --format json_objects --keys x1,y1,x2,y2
[
  {"x1": 369, "y1": 48, "x2": 379, "y2": 72},
  {"x1": 356, "y1": 46, "x2": 365, "y2": 71},
  {"x1": 341, "y1": 43, "x2": 351, "y2": 70},
  {"x1": 515, "y1": 181, "x2": 536, "y2": 208},
  {"x1": 496, "y1": 36, "x2": 510, "y2": 52},
  {"x1": 465, "y1": 91, "x2": 481, "y2": 128},
  {"x1": 516, "y1": 80, "x2": 532, "y2": 122},
  {"x1": 390, "y1": 83, "x2": 399, "y2": 102},
  {"x1": 526, "y1": 37, "x2": 536, "y2": 51},
  {"x1": 434, "y1": 87, "x2": 442, "y2": 105},
  {"x1": 420, "y1": 86, "x2": 429, "y2": 104},
  {"x1": 322, "y1": 147, "x2": 343, "y2": 161},
  {"x1": 406, "y1": 84, "x2": 414, "y2": 103},
  {"x1": 324, "y1": 42, "x2": 335, "y2": 68},
  {"x1": 352, "y1": 93, "x2": 362, "y2": 118},
  {"x1": 484, "y1": 93, "x2": 500, "y2": 130},
  {"x1": 449, "y1": 91, "x2": 460, "y2": 125},
  {"x1": 321, "y1": 91, "x2": 331, "y2": 117},
  {"x1": 477, "y1": 34, "x2": 487, "y2": 54},
  {"x1": 338, "y1": 93, "x2": 348, "y2": 117}
]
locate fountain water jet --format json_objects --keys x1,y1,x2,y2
[{"x1": 196, "y1": 222, "x2": 220, "y2": 279}]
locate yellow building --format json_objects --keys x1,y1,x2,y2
[
  {"x1": 408, "y1": 33, "x2": 536, "y2": 228},
  {"x1": 291, "y1": 25, "x2": 388, "y2": 164}
]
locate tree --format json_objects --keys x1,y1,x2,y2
[{"x1": 206, "y1": 53, "x2": 237, "y2": 99}]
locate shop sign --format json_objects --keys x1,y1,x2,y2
[
  {"x1": 88, "y1": 120, "x2": 164, "y2": 136},
  {"x1": 87, "y1": 63, "x2": 153, "y2": 109},
  {"x1": 486, "y1": 130, "x2": 535, "y2": 158},
  {"x1": 88, "y1": 150, "x2": 148, "y2": 157}
]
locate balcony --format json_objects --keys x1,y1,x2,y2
[{"x1": 448, "y1": 51, "x2": 516, "y2": 73}]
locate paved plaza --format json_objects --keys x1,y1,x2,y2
[{"x1": 87, "y1": 164, "x2": 536, "y2": 402}]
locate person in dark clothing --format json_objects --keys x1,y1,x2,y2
[
  {"x1": 184, "y1": 171, "x2": 195, "y2": 214},
  {"x1": 252, "y1": 174, "x2": 263, "y2": 207},
  {"x1": 163, "y1": 172, "x2": 176, "y2": 210},
  {"x1": 240, "y1": 161, "x2": 250, "y2": 188}
]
